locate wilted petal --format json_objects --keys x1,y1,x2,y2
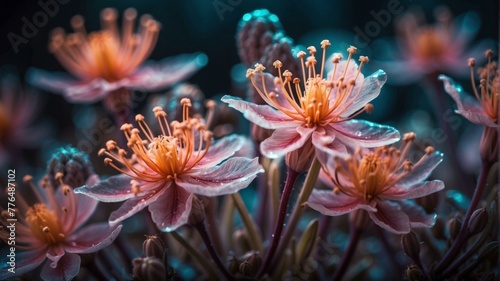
[
  {"x1": 400, "y1": 201, "x2": 436, "y2": 228},
  {"x1": 178, "y1": 157, "x2": 262, "y2": 196},
  {"x1": 127, "y1": 53, "x2": 207, "y2": 91},
  {"x1": 0, "y1": 249, "x2": 46, "y2": 279},
  {"x1": 193, "y1": 134, "x2": 246, "y2": 169},
  {"x1": 109, "y1": 183, "x2": 168, "y2": 226},
  {"x1": 369, "y1": 200, "x2": 411, "y2": 234},
  {"x1": 74, "y1": 175, "x2": 135, "y2": 202},
  {"x1": 381, "y1": 180, "x2": 445, "y2": 200},
  {"x1": 221, "y1": 95, "x2": 298, "y2": 129},
  {"x1": 148, "y1": 184, "x2": 193, "y2": 232},
  {"x1": 397, "y1": 151, "x2": 444, "y2": 187},
  {"x1": 330, "y1": 120, "x2": 400, "y2": 148},
  {"x1": 65, "y1": 223, "x2": 122, "y2": 254},
  {"x1": 338, "y1": 69, "x2": 387, "y2": 117},
  {"x1": 307, "y1": 189, "x2": 375, "y2": 216},
  {"x1": 439, "y1": 75, "x2": 497, "y2": 127},
  {"x1": 260, "y1": 126, "x2": 315, "y2": 158},
  {"x1": 40, "y1": 253, "x2": 80, "y2": 281}
]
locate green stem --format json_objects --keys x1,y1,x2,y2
[
  {"x1": 232, "y1": 193, "x2": 264, "y2": 253},
  {"x1": 272, "y1": 158, "x2": 321, "y2": 268},
  {"x1": 171, "y1": 231, "x2": 219, "y2": 280}
]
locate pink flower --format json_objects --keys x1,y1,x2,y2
[
  {"x1": 75, "y1": 100, "x2": 263, "y2": 232},
  {"x1": 222, "y1": 40, "x2": 399, "y2": 171},
  {"x1": 0, "y1": 174, "x2": 122, "y2": 281},
  {"x1": 28, "y1": 8, "x2": 206, "y2": 103},
  {"x1": 440, "y1": 50, "x2": 498, "y2": 162},
  {"x1": 377, "y1": 6, "x2": 493, "y2": 84},
  {"x1": 307, "y1": 133, "x2": 445, "y2": 234}
]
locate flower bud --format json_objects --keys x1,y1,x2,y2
[
  {"x1": 132, "y1": 257, "x2": 166, "y2": 281},
  {"x1": 143, "y1": 235, "x2": 166, "y2": 260},
  {"x1": 415, "y1": 192, "x2": 440, "y2": 214},
  {"x1": 239, "y1": 252, "x2": 262, "y2": 276},
  {"x1": 188, "y1": 196, "x2": 205, "y2": 225},
  {"x1": 227, "y1": 255, "x2": 240, "y2": 274},
  {"x1": 47, "y1": 146, "x2": 94, "y2": 188},
  {"x1": 479, "y1": 126, "x2": 498, "y2": 165},
  {"x1": 467, "y1": 207, "x2": 488, "y2": 235},
  {"x1": 233, "y1": 229, "x2": 251, "y2": 253},
  {"x1": 401, "y1": 232, "x2": 421, "y2": 261},
  {"x1": 405, "y1": 264, "x2": 424, "y2": 281},
  {"x1": 448, "y1": 215, "x2": 462, "y2": 240}
]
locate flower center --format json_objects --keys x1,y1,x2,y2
[
  {"x1": 49, "y1": 8, "x2": 160, "y2": 82},
  {"x1": 330, "y1": 133, "x2": 428, "y2": 202},
  {"x1": 26, "y1": 204, "x2": 65, "y2": 245},
  {"x1": 100, "y1": 99, "x2": 214, "y2": 190},
  {"x1": 415, "y1": 28, "x2": 445, "y2": 60},
  {"x1": 249, "y1": 40, "x2": 372, "y2": 128},
  {"x1": 469, "y1": 51, "x2": 499, "y2": 122}
]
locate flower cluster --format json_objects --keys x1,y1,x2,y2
[{"x1": 2, "y1": 5, "x2": 497, "y2": 281}]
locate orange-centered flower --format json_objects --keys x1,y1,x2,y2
[
  {"x1": 99, "y1": 99, "x2": 212, "y2": 185},
  {"x1": 50, "y1": 8, "x2": 159, "y2": 82},
  {"x1": 308, "y1": 133, "x2": 445, "y2": 234},
  {"x1": 76, "y1": 99, "x2": 263, "y2": 232},
  {"x1": 223, "y1": 40, "x2": 399, "y2": 172},
  {"x1": 29, "y1": 8, "x2": 206, "y2": 103},
  {"x1": 0, "y1": 174, "x2": 121, "y2": 280}
]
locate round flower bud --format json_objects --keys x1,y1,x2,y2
[
  {"x1": 239, "y1": 252, "x2": 262, "y2": 276},
  {"x1": 405, "y1": 264, "x2": 424, "y2": 281},
  {"x1": 479, "y1": 127, "x2": 498, "y2": 165},
  {"x1": 47, "y1": 146, "x2": 94, "y2": 188},
  {"x1": 227, "y1": 255, "x2": 240, "y2": 274},
  {"x1": 285, "y1": 139, "x2": 315, "y2": 173},
  {"x1": 448, "y1": 215, "x2": 462, "y2": 240},
  {"x1": 467, "y1": 207, "x2": 488, "y2": 236},
  {"x1": 143, "y1": 235, "x2": 166, "y2": 260},
  {"x1": 401, "y1": 232, "x2": 421, "y2": 261},
  {"x1": 132, "y1": 257, "x2": 166, "y2": 281}
]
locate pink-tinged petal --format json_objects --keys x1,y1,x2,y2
[
  {"x1": 338, "y1": 69, "x2": 387, "y2": 117},
  {"x1": 74, "y1": 175, "x2": 135, "y2": 202},
  {"x1": 177, "y1": 157, "x2": 263, "y2": 196},
  {"x1": 109, "y1": 182, "x2": 168, "y2": 226},
  {"x1": 148, "y1": 184, "x2": 193, "y2": 232},
  {"x1": 380, "y1": 180, "x2": 445, "y2": 200},
  {"x1": 40, "y1": 253, "x2": 81, "y2": 281},
  {"x1": 330, "y1": 120, "x2": 400, "y2": 148},
  {"x1": 46, "y1": 245, "x2": 65, "y2": 268},
  {"x1": 327, "y1": 56, "x2": 362, "y2": 82},
  {"x1": 27, "y1": 68, "x2": 115, "y2": 103},
  {"x1": 65, "y1": 223, "x2": 122, "y2": 254},
  {"x1": 251, "y1": 72, "x2": 295, "y2": 111},
  {"x1": 400, "y1": 200, "x2": 436, "y2": 228},
  {"x1": 307, "y1": 189, "x2": 375, "y2": 216},
  {"x1": 221, "y1": 95, "x2": 298, "y2": 129},
  {"x1": 396, "y1": 151, "x2": 444, "y2": 187},
  {"x1": 193, "y1": 134, "x2": 246, "y2": 169},
  {"x1": 0, "y1": 248, "x2": 46, "y2": 279},
  {"x1": 127, "y1": 53, "x2": 206, "y2": 91},
  {"x1": 260, "y1": 126, "x2": 315, "y2": 158},
  {"x1": 439, "y1": 75, "x2": 497, "y2": 127},
  {"x1": 312, "y1": 129, "x2": 348, "y2": 160},
  {"x1": 369, "y1": 200, "x2": 411, "y2": 234},
  {"x1": 71, "y1": 193, "x2": 99, "y2": 230}
]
